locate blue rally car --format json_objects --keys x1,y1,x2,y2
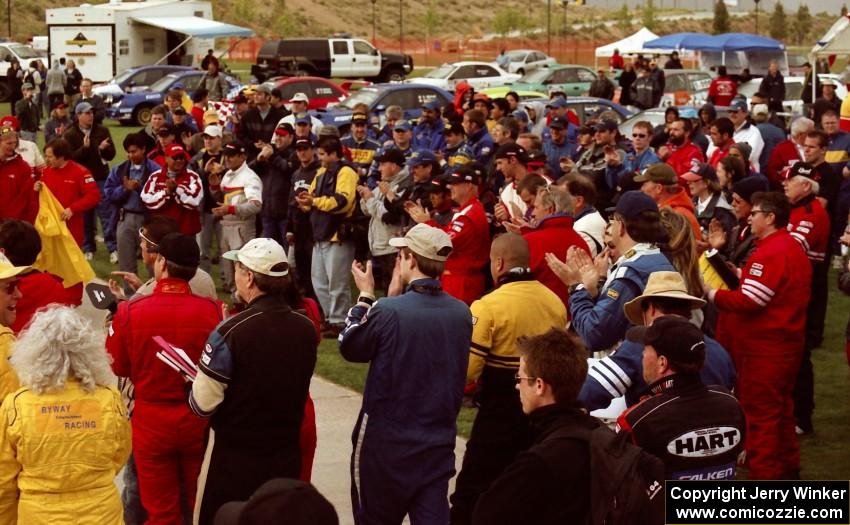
[
  {"x1": 311, "y1": 83, "x2": 453, "y2": 133},
  {"x1": 106, "y1": 70, "x2": 241, "y2": 126}
]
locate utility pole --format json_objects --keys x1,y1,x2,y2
[
  {"x1": 754, "y1": 0, "x2": 760, "y2": 35},
  {"x1": 371, "y1": 0, "x2": 377, "y2": 46},
  {"x1": 399, "y1": 0, "x2": 404, "y2": 55},
  {"x1": 547, "y1": 0, "x2": 552, "y2": 56}
]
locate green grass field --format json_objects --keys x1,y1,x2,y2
[{"x1": 15, "y1": 94, "x2": 850, "y2": 479}]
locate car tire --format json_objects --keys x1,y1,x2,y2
[
  {"x1": 517, "y1": 68, "x2": 525, "y2": 76},
  {"x1": 383, "y1": 67, "x2": 405, "y2": 82},
  {"x1": 295, "y1": 67, "x2": 314, "y2": 77},
  {"x1": 133, "y1": 105, "x2": 154, "y2": 126},
  {"x1": 0, "y1": 82, "x2": 10, "y2": 103}
]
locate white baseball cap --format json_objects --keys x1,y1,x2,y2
[
  {"x1": 203, "y1": 125, "x2": 223, "y2": 138},
  {"x1": 752, "y1": 104, "x2": 769, "y2": 116},
  {"x1": 222, "y1": 238, "x2": 288, "y2": 276},
  {"x1": 388, "y1": 224, "x2": 453, "y2": 261},
  {"x1": 291, "y1": 92, "x2": 309, "y2": 103},
  {"x1": 0, "y1": 253, "x2": 30, "y2": 280}
]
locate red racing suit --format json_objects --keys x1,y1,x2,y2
[
  {"x1": 140, "y1": 167, "x2": 203, "y2": 235},
  {"x1": 0, "y1": 154, "x2": 36, "y2": 223},
  {"x1": 40, "y1": 160, "x2": 100, "y2": 246},
  {"x1": 788, "y1": 194, "x2": 830, "y2": 264},
  {"x1": 427, "y1": 197, "x2": 490, "y2": 304},
  {"x1": 106, "y1": 278, "x2": 224, "y2": 524},
  {"x1": 712, "y1": 229, "x2": 811, "y2": 479}
]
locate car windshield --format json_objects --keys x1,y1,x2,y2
[
  {"x1": 337, "y1": 88, "x2": 380, "y2": 109},
  {"x1": 425, "y1": 64, "x2": 455, "y2": 79},
  {"x1": 112, "y1": 69, "x2": 135, "y2": 85},
  {"x1": 520, "y1": 69, "x2": 551, "y2": 83},
  {"x1": 9, "y1": 44, "x2": 38, "y2": 60},
  {"x1": 506, "y1": 51, "x2": 527, "y2": 61},
  {"x1": 148, "y1": 73, "x2": 180, "y2": 93}
]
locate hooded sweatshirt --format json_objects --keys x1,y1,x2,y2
[
  {"x1": 660, "y1": 187, "x2": 702, "y2": 241},
  {"x1": 525, "y1": 101, "x2": 548, "y2": 137}
]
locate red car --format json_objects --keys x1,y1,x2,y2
[{"x1": 260, "y1": 76, "x2": 349, "y2": 110}]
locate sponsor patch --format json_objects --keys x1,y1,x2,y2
[
  {"x1": 607, "y1": 288, "x2": 620, "y2": 300},
  {"x1": 749, "y1": 268, "x2": 763, "y2": 277},
  {"x1": 673, "y1": 463, "x2": 736, "y2": 480},
  {"x1": 751, "y1": 262, "x2": 763, "y2": 270},
  {"x1": 667, "y1": 426, "x2": 741, "y2": 457},
  {"x1": 471, "y1": 315, "x2": 478, "y2": 325}
]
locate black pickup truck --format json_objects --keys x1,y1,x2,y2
[{"x1": 251, "y1": 38, "x2": 413, "y2": 82}]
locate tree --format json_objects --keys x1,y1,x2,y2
[
  {"x1": 616, "y1": 4, "x2": 633, "y2": 32},
  {"x1": 642, "y1": 0, "x2": 657, "y2": 31},
  {"x1": 793, "y1": 4, "x2": 812, "y2": 45},
  {"x1": 423, "y1": 1, "x2": 439, "y2": 66},
  {"x1": 713, "y1": 0, "x2": 730, "y2": 34},
  {"x1": 769, "y1": 2, "x2": 787, "y2": 40},
  {"x1": 275, "y1": 10, "x2": 297, "y2": 37}
]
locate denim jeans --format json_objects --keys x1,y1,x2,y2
[
  {"x1": 262, "y1": 216, "x2": 289, "y2": 251},
  {"x1": 83, "y1": 179, "x2": 117, "y2": 253},
  {"x1": 311, "y1": 241, "x2": 355, "y2": 325}
]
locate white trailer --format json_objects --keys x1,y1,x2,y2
[{"x1": 46, "y1": 0, "x2": 253, "y2": 83}]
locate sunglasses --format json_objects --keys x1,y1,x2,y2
[
  {"x1": 169, "y1": 155, "x2": 186, "y2": 161},
  {"x1": 1, "y1": 280, "x2": 19, "y2": 294},
  {"x1": 632, "y1": 133, "x2": 647, "y2": 138}
]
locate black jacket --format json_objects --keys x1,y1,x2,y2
[
  {"x1": 14, "y1": 98, "x2": 39, "y2": 132},
  {"x1": 618, "y1": 373, "x2": 746, "y2": 480},
  {"x1": 190, "y1": 149, "x2": 225, "y2": 212},
  {"x1": 589, "y1": 78, "x2": 615, "y2": 100},
  {"x1": 758, "y1": 72, "x2": 786, "y2": 112},
  {"x1": 289, "y1": 159, "x2": 320, "y2": 235},
  {"x1": 472, "y1": 403, "x2": 593, "y2": 525},
  {"x1": 62, "y1": 123, "x2": 117, "y2": 181},
  {"x1": 618, "y1": 70, "x2": 637, "y2": 106},
  {"x1": 252, "y1": 145, "x2": 294, "y2": 220},
  {"x1": 237, "y1": 106, "x2": 285, "y2": 159}
]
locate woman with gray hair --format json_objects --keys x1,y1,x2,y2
[{"x1": 0, "y1": 305, "x2": 130, "y2": 524}]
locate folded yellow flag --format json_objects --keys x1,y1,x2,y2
[
  {"x1": 699, "y1": 252, "x2": 729, "y2": 291},
  {"x1": 32, "y1": 186, "x2": 95, "y2": 288}
]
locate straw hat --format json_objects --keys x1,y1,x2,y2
[{"x1": 623, "y1": 271, "x2": 706, "y2": 326}]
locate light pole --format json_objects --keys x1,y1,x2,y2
[
  {"x1": 371, "y1": 0, "x2": 377, "y2": 46},
  {"x1": 6, "y1": 0, "x2": 10, "y2": 40},
  {"x1": 547, "y1": 0, "x2": 552, "y2": 56},
  {"x1": 399, "y1": 0, "x2": 404, "y2": 55},
  {"x1": 754, "y1": 0, "x2": 760, "y2": 35}
]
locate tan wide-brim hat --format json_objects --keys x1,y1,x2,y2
[{"x1": 624, "y1": 271, "x2": 706, "y2": 326}]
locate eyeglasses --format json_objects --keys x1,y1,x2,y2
[
  {"x1": 514, "y1": 373, "x2": 537, "y2": 384},
  {"x1": 138, "y1": 228, "x2": 159, "y2": 251},
  {"x1": 749, "y1": 210, "x2": 771, "y2": 217},
  {"x1": 1, "y1": 280, "x2": 19, "y2": 294},
  {"x1": 632, "y1": 133, "x2": 647, "y2": 138}
]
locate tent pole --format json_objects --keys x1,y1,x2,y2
[{"x1": 155, "y1": 34, "x2": 195, "y2": 66}]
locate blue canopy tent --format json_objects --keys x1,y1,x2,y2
[
  {"x1": 645, "y1": 32, "x2": 786, "y2": 69},
  {"x1": 643, "y1": 32, "x2": 715, "y2": 51}
]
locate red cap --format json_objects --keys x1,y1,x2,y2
[
  {"x1": 0, "y1": 116, "x2": 20, "y2": 131},
  {"x1": 165, "y1": 143, "x2": 189, "y2": 160}
]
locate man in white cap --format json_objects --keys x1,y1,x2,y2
[
  {"x1": 339, "y1": 223, "x2": 471, "y2": 525},
  {"x1": 0, "y1": 253, "x2": 29, "y2": 400},
  {"x1": 190, "y1": 124, "x2": 227, "y2": 275},
  {"x1": 191, "y1": 237, "x2": 318, "y2": 525},
  {"x1": 277, "y1": 92, "x2": 323, "y2": 133},
  {"x1": 579, "y1": 271, "x2": 736, "y2": 412}
]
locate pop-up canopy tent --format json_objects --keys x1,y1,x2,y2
[
  {"x1": 645, "y1": 32, "x2": 783, "y2": 54},
  {"x1": 811, "y1": 15, "x2": 850, "y2": 116},
  {"x1": 643, "y1": 32, "x2": 714, "y2": 51},
  {"x1": 595, "y1": 28, "x2": 697, "y2": 68}
]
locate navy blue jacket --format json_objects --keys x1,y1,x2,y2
[
  {"x1": 579, "y1": 334, "x2": 737, "y2": 411},
  {"x1": 103, "y1": 158, "x2": 160, "y2": 214},
  {"x1": 339, "y1": 279, "x2": 471, "y2": 461}
]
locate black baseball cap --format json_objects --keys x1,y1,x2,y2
[
  {"x1": 446, "y1": 164, "x2": 481, "y2": 185},
  {"x1": 443, "y1": 122, "x2": 465, "y2": 136},
  {"x1": 350, "y1": 113, "x2": 368, "y2": 125},
  {"x1": 605, "y1": 190, "x2": 658, "y2": 219},
  {"x1": 294, "y1": 138, "x2": 315, "y2": 149},
  {"x1": 214, "y1": 478, "x2": 338, "y2": 525},
  {"x1": 731, "y1": 176, "x2": 768, "y2": 204},
  {"x1": 626, "y1": 315, "x2": 706, "y2": 369},
  {"x1": 157, "y1": 124, "x2": 176, "y2": 137},
  {"x1": 223, "y1": 142, "x2": 247, "y2": 156},
  {"x1": 158, "y1": 232, "x2": 201, "y2": 268},
  {"x1": 549, "y1": 116, "x2": 569, "y2": 130},
  {"x1": 493, "y1": 142, "x2": 528, "y2": 164},
  {"x1": 376, "y1": 148, "x2": 406, "y2": 167},
  {"x1": 592, "y1": 119, "x2": 618, "y2": 132},
  {"x1": 173, "y1": 106, "x2": 187, "y2": 116}
]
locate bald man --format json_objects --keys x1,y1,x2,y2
[{"x1": 450, "y1": 233, "x2": 567, "y2": 524}]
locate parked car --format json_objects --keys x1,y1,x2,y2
[
  {"x1": 0, "y1": 42, "x2": 48, "y2": 101},
  {"x1": 522, "y1": 96, "x2": 634, "y2": 125},
  {"x1": 478, "y1": 87, "x2": 547, "y2": 101},
  {"x1": 657, "y1": 69, "x2": 713, "y2": 107},
  {"x1": 414, "y1": 61, "x2": 520, "y2": 91},
  {"x1": 618, "y1": 106, "x2": 731, "y2": 138},
  {"x1": 251, "y1": 38, "x2": 413, "y2": 83},
  {"x1": 495, "y1": 49, "x2": 557, "y2": 75},
  {"x1": 93, "y1": 65, "x2": 193, "y2": 107},
  {"x1": 312, "y1": 83, "x2": 453, "y2": 132},
  {"x1": 259, "y1": 76, "x2": 348, "y2": 110},
  {"x1": 691, "y1": 74, "x2": 847, "y2": 115},
  {"x1": 506, "y1": 65, "x2": 598, "y2": 97},
  {"x1": 106, "y1": 70, "x2": 241, "y2": 125}
]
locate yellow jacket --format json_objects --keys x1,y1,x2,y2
[
  {"x1": 0, "y1": 381, "x2": 131, "y2": 524},
  {"x1": 468, "y1": 279, "x2": 567, "y2": 383},
  {"x1": 0, "y1": 328, "x2": 18, "y2": 402}
]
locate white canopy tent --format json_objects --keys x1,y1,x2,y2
[
  {"x1": 810, "y1": 15, "x2": 850, "y2": 105},
  {"x1": 594, "y1": 28, "x2": 694, "y2": 68}
]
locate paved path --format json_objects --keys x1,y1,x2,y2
[{"x1": 78, "y1": 282, "x2": 466, "y2": 523}]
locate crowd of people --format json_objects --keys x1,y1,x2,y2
[{"x1": 0, "y1": 48, "x2": 847, "y2": 524}]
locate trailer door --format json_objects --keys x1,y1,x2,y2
[{"x1": 48, "y1": 25, "x2": 115, "y2": 83}]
